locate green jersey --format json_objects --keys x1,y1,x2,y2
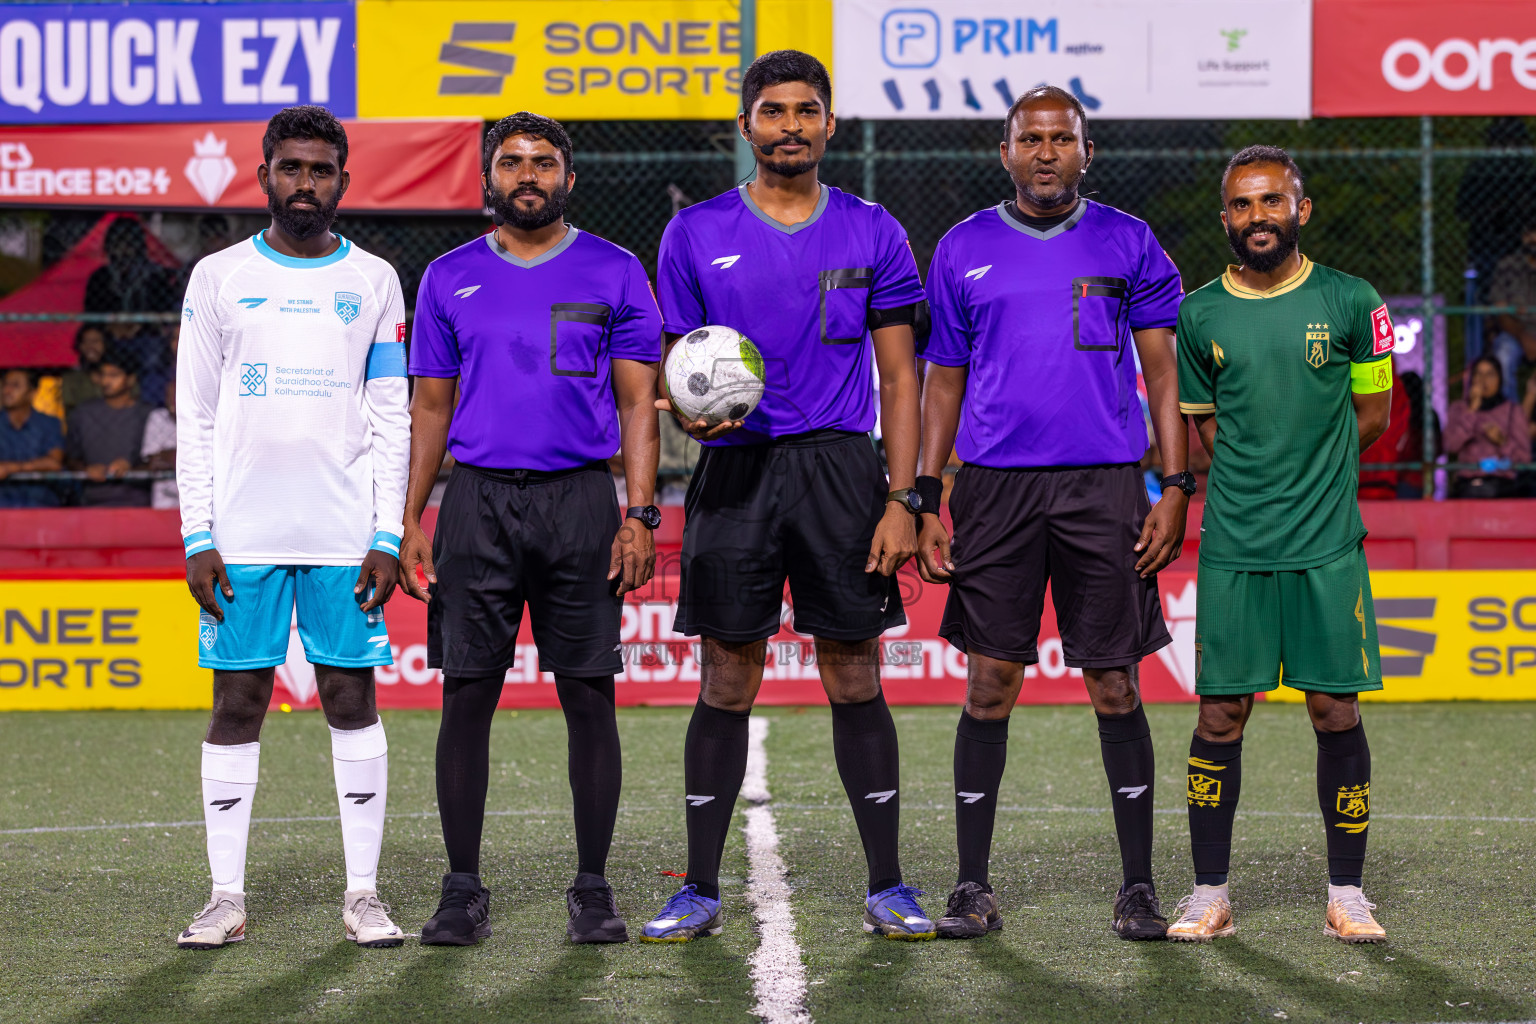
[{"x1": 1177, "y1": 257, "x2": 1394, "y2": 572}]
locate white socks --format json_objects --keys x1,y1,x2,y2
[
  {"x1": 331, "y1": 720, "x2": 388, "y2": 893},
  {"x1": 201, "y1": 741, "x2": 260, "y2": 895}
]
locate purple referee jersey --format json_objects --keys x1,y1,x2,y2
[
  {"x1": 925, "y1": 201, "x2": 1183, "y2": 467},
  {"x1": 409, "y1": 227, "x2": 662, "y2": 471},
  {"x1": 656, "y1": 184, "x2": 926, "y2": 445}
]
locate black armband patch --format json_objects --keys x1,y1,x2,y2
[{"x1": 867, "y1": 301, "x2": 931, "y2": 350}]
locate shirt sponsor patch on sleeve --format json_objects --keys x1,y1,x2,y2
[
  {"x1": 396, "y1": 322, "x2": 407, "y2": 343},
  {"x1": 1371, "y1": 304, "x2": 1394, "y2": 355}
]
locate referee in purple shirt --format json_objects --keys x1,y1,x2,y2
[
  {"x1": 398, "y1": 113, "x2": 663, "y2": 947},
  {"x1": 916, "y1": 86, "x2": 1193, "y2": 941}
]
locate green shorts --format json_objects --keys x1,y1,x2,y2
[{"x1": 1195, "y1": 543, "x2": 1384, "y2": 696}]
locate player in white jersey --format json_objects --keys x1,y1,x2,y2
[{"x1": 174, "y1": 108, "x2": 410, "y2": 949}]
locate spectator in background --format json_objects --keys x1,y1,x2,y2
[
  {"x1": 62, "y1": 324, "x2": 106, "y2": 412},
  {"x1": 1444, "y1": 356, "x2": 1531, "y2": 498},
  {"x1": 65, "y1": 350, "x2": 151, "y2": 506},
  {"x1": 0, "y1": 368, "x2": 65, "y2": 507},
  {"x1": 83, "y1": 218, "x2": 178, "y2": 387},
  {"x1": 1487, "y1": 221, "x2": 1536, "y2": 401},
  {"x1": 1359, "y1": 374, "x2": 1412, "y2": 500},
  {"x1": 141, "y1": 377, "x2": 177, "y2": 509},
  {"x1": 137, "y1": 323, "x2": 179, "y2": 410}
]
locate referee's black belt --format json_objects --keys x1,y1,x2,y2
[
  {"x1": 752, "y1": 428, "x2": 867, "y2": 449},
  {"x1": 457, "y1": 460, "x2": 608, "y2": 486}
]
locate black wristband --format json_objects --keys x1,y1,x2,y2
[{"x1": 915, "y1": 475, "x2": 944, "y2": 514}]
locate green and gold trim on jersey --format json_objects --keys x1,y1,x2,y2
[{"x1": 1220, "y1": 255, "x2": 1315, "y2": 300}]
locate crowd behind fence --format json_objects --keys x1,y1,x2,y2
[{"x1": 3, "y1": 114, "x2": 1536, "y2": 507}]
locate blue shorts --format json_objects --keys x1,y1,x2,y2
[{"x1": 197, "y1": 564, "x2": 392, "y2": 671}]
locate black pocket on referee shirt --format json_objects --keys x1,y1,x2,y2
[
  {"x1": 1071, "y1": 276, "x2": 1129, "y2": 352},
  {"x1": 819, "y1": 267, "x2": 873, "y2": 345},
  {"x1": 549, "y1": 302, "x2": 613, "y2": 377}
]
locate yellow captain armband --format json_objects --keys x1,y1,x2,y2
[{"x1": 1350, "y1": 356, "x2": 1393, "y2": 394}]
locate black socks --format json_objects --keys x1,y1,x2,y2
[
  {"x1": 681, "y1": 700, "x2": 750, "y2": 901},
  {"x1": 830, "y1": 692, "x2": 905, "y2": 895},
  {"x1": 953, "y1": 711, "x2": 1009, "y2": 887},
  {"x1": 1187, "y1": 732, "x2": 1243, "y2": 886},
  {"x1": 436, "y1": 673, "x2": 504, "y2": 875},
  {"x1": 1098, "y1": 705, "x2": 1156, "y2": 888},
  {"x1": 555, "y1": 674, "x2": 621, "y2": 878},
  {"x1": 437, "y1": 673, "x2": 624, "y2": 882},
  {"x1": 1316, "y1": 720, "x2": 1371, "y2": 887}
]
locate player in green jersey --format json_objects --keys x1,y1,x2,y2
[{"x1": 1165, "y1": 146, "x2": 1394, "y2": 944}]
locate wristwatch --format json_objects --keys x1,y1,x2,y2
[
  {"x1": 626, "y1": 505, "x2": 662, "y2": 530},
  {"x1": 1160, "y1": 472, "x2": 1198, "y2": 497},
  {"x1": 886, "y1": 488, "x2": 924, "y2": 515}
]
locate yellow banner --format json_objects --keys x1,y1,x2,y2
[
  {"x1": 1270, "y1": 571, "x2": 1536, "y2": 703},
  {"x1": 1, "y1": 580, "x2": 207, "y2": 711},
  {"x1": 356, "y1": 0, "x2": 832, "y2": 120}
]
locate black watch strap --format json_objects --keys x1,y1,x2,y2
[
  {"x1": 626, "y1": 505, "x2": 662, "y2": 529},
  {"x1": 1160, "y1": 472, "x2": 1198, "y2": 496}
]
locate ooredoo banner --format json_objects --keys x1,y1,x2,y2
[
  {"x1": 0, "y1": 120, "x2": 484, "y2": 210},
  {"x1": 6, "y1": 569, "x2": 1535, "y2": 712},
  {"x1": 1313, "y1": 0, "x2": 1536, "y2": 116},
  {"x1": 0, "y1": 2, "x2": 356, "y2": 124},
  {"x1": 833, "y1": 0, "x2": 1312, "y2": 120}
]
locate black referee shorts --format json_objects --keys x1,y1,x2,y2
[
  {"x1": 939, "y1": 463, "x2": 1170, "y2": 669},
  {"x1": 428, "y1": 462, "x2": 623, "y2": 678},
  {"x1": 674, "y1": 429, "x2": 905, "y2": 643}
]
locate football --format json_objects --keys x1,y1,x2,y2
[{"x1": 664, "y1": 324, "x2": 766, "y2": 425}]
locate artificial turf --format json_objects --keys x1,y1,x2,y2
[{"x1": 1, "y1": 702, "x2": 1532, "y2": 1024}]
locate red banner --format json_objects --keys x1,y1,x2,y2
[
  {"x1": 269, "y1": 558, "x2": 1202, "y2": 711},
  {"x1": 1314, "y1": 0, "x2": 1536, "y2": 116},
  {"x1": 0, "y1": 120, "x2": 484, "y2": 210}
]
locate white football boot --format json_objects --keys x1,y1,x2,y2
[
  {"x1": 344, "y1": 889, "x2": 405, "y2": 947},
  {"x1": 177, "y1": 892, "x2": 246, "y2": 948}
]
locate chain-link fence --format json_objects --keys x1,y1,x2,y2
[{"x1": 4, "y1": 114, "x2": 1535, "y2": 502}]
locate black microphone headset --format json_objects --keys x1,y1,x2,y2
[{"x1": 741, "y1": 129, "x2": 804, "y2": 157}]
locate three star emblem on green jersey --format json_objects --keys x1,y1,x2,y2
[{"x1": 1306, "y1": 323, "x2": 1330, "y2": 368}]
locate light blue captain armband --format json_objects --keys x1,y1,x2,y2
[
  {"x1": 365, "y1": 341, "x2": 408, "y2": 380},
  {"x1": 183, "y1": 531, "x2": 215, "y2": 557},
  {"x1": 370, "y1": 531, "x2": 402, "y2": 557}
]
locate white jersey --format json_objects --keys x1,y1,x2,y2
[{"x1": 176, "y1": 233, "x2": 410, "y2": 565}]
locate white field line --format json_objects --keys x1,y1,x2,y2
[
  {"x1": 0, "y1": 807, "x2": 662, "y2": 836},
  {"x1": 6, "y1": 801, "x2": 1533, "y2": 838},
  {"x1": 742, "y1": 716, "x2": 812, "y2": 1024},
  {"x1": 777, "y1": 803, "x2": 1536, "y2": 825}
]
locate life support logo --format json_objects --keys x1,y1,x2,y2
[{"x1": 334, "y1": 291, "x2": 362, "y2": 324}]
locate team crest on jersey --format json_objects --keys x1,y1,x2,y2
[
  {"x1": 334, "y1": 291, "x2": 362, "y2": 324},
  {"x1": 198, "y1": 611, "x2": 218, "y2": 651},
  {"x1": 1306, "y1": 323, "x2": 1330, "y2": 368}
]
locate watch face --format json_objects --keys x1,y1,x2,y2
[{"x1": 906, "y1": 490, "x2": 923, "y2": 512}]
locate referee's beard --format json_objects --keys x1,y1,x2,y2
[
  {"x1": 1011, "y1": 167, "x2": 1083, "y2": 212},
  {"x1": 489, "y1": 181, "x2": 570, "y2": 231}
]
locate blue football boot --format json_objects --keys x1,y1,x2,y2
[
  {"x1": 863, "y1": 883, "x2": 937, "y2": 940},
  {"x1": 639, "y1": 884, "x2": 723, "y2": 942}
]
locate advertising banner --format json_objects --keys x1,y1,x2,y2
[
  {"x1": 1313, "y1": 0, "x2": 1536, "y2": 116},
  {"x1": 0, "y1": 120, "x2": 484, "y2": 210},
  {"x1": 358, "y1": 0, "x2": 747, "y2": 120},
  {"x1": 8, "y1": 568, "x2": 1535, "y2": 711},
  {"x1": 832, "y1": 0, "x2": 1312, "y2": 120},
  {"x1": 0, "y1": 2, "x2": 356, "y2": 124}
]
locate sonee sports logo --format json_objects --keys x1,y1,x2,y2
[
  {"x1": 864, "y1": 790, "x2": 897, "y2": 804},
  {"x1": 711, "y1": 255, "x2": 742, "y2": 269},
  {"x1": 209, "y1": 798, "x2": 241, "y2": 812},
  {"x1": 344, "y1": 792, "x2": 377, "y2": 805},
  {"x1": 685, "y1": 794, "x2": 714, "y2": 807}
]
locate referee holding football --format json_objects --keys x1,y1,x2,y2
[
  {"x1": 397, "y1": 113, "x2": 662, "y2": 945},
  {"x1": 916, "y1": 86, "x2": 1191, "y2": 940}
]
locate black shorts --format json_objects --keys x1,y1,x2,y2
[
  {"x1": 939, "y1": 463, "x2": 1170, "y2": 669},
  {"x1": 428, "y1": 462, "x2": 622, "y2": 677},
  {"x1": 674, "y1": 429, "x2": 905, "y2": 643}
]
